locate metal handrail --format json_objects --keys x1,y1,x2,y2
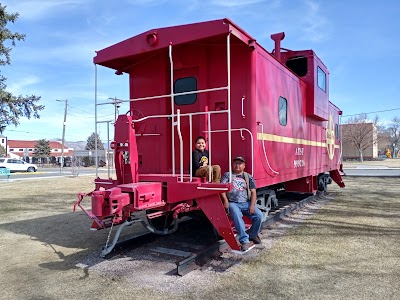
[
  {"x1": 132, "y1": 110, "x2": 223, "y2": 182},
  {"x1": 170, "y1": 44, "x2": 175, "y2": 175},
  {"x1": 96, "y1": 86, "x2": 228, "y2": 106},
  {"x1": 204, "y1": 128, "x2": 254, "y2": 175},
  {"x1": 189, "y1": 115, "x2": 193, "y2": 182},
  {"x1": 176, "y1": 109, "x2": 184, "y2": 181},
  {"x1": 131, "y1": 109, "x2": 229, "y2": 123},
  {"x1": 227, "y1": 32, "x2": 232, "y2": 182},
  {"x1": 258, "y1": 122, "x2": 279, "y2": 175},
  {"x1": 207, "y1": 112, "x2": 212, "y2": 182},
  {"x1": 339, "y1": 114, "x2": 343, "y2": 164},
  {"x1": 241, "y1": 96, "x2": 245, "y2": 119},
  {"x1": 95, "y1": 64, "x2": 98, "y2": 178}
]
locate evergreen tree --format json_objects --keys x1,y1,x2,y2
[
  {"x1": 0, "y1": 4, "x2": 44, "y2": 133},
  {"x1": 85, "y1": 132, "x2": 104, "y2": 150},
  {"x1": 0, "y1": 144, "x2": 6, "y2": 157},
  {"x1": 33, "y1": 139, "x2": 51, "y2": 158},
  {"x1": 84, "y1": 133, "x2": 104, "y2": 166}
]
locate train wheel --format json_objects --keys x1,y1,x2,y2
[
  {"x1": 256, "y1": 196, "x2": 270, "y2": 222},
  {"x1": 256, "y1": 190, "x2": 277, "y2": 222},
  {"x1": 146, "y1": 210, "x2": 175, "y2": 231},
  {"x1": 317, "y1": 173, "x2": 332, "y2": 192},
  {"x1": 212, "y1": 225, "x2": 223, "y2": 240}
]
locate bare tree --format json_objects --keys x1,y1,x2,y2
[
  {"x1": 375, "y1": 123, "x2": 390, "y2": 154},
  {"x1": 341, "y1": 114, "x2": 379, "y2": 162},
  {"x1": 386, "y1": 117, "x2": 400, "y2": 150}
]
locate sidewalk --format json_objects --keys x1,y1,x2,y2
[
  {"x1": 343, "y1": 158, "x2": 400, "y2": 169},
  {"x1": 344, "y1": 165, "x2": 400, "y2": 170}
]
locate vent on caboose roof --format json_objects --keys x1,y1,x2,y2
[
  {"x1": 146, "y1": 32, "x2": 158, "y2": 46},
  {"x1": 286, "y1": 56, "x2": 308, "y2": 77}
]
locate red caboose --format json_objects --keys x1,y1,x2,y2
[{"x1": 75, "y1": 18, "x2": 344, "y2": 253}]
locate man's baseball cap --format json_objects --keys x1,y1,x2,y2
[{"x1": 233, "y1": 156, "x2": 245, "y2": 163}]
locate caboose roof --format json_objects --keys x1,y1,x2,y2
[{"x1": 94, "y1": 18, "x2": 255, "y2": 71}]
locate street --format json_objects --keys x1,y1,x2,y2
[
  {"x1": 0, "y1": 167, "x2": 112, "y2": 182},
  {"x1": 343, "y1": 165, "x2": 400, "y2": 177},
  {"x1": 2, "y1": 166, "x2": 399, "y2": 183}
]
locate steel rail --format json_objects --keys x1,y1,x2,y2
[{"x1": 176, "y1": 193, "x2": 317, "y2": 275}]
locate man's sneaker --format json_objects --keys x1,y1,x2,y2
[
  {"x1": 241, "y1": 241, "x2": 254, "y2": 251},
  {"x1": 249, "y1": 236, "x2": 262, "y2": 245}
]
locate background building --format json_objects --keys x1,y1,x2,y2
[
  {"x1": 341, "y1": 123, "x2": 378, "y2": 160},
  {"x1": 4, "y1": 139, "x2": 73, "y2": 164}
]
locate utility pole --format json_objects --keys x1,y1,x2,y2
[
  {"x1": 97, "y1": 120, "x2": 113, "y2": 178},
  {"x1": 56, "y1": 99, "x2": 68, "y2": 173},
  {"x1": 113, "y1": 97, "x2": 121, "y2": 122},
  {"x1": 106, "y1": 97, "x2": 122, "y2": 123}
]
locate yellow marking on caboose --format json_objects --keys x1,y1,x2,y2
[{"x1": 257, "y1": 133, "x2": 340, "y2": 149}]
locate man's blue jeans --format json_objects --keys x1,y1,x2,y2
[{"x1": 228, "y1": 201, "x2": 263, "y2": 244}]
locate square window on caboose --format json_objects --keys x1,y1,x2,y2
[
  {"x1": 279, "y1": 97, "x2": 288, "y2": 126},
  {"x1": 174, "y1": 77, "x2": 197, "y2": 105},
  {"x1": 317, "y1": 67, "x2": 326, "y2": 92}
]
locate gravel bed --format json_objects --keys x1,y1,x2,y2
[{"x1": 74, "y1": 196, "x2": 331, "y2": 295}]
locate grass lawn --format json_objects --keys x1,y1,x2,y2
[{"x1": 0, "y1": 176, "x2": 399, "y2": 299}]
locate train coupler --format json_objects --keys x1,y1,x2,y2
[
  {"x1": 74, "y1": 192, "x2": 106, "y2": 229},
  {"x1": 100, "y1": 217, "x2": 144, "y2": 258}
]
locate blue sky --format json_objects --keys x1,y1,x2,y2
[{"x1": 2, "y1": 0, "x2": 400, "y2": 142}]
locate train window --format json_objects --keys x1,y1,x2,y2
[
  {"x1": 174, "y1": 77, "x2": 197, "y2": 105},
  {"x1": 279, "y1": 97, "x2": 287, "y2": 126},
  {"x1": 335, "y1": 124, "x2": 339, "y2": 139},
  {"x1": 317, "y1": 67, "x2": 326, "y2": 92},
  {"x1": 286, "y1": 56, "x2": 308, "y2": 77}
]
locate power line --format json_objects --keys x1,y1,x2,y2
[
  {"x1": 342, "y1": 107, "x2": 400, "y2": 117},
  {"x1": 4, "y1": 128, "x2": 90, "y2": 140},
  {"x1": 67, "y1": 110, "x2": 115, "y2": 119},
  {"x1": 5, "y1": 129, "x2": 55, "y2": 135},
  {"x1": 69, "y1": 106, "x2": 95, "y2": 115}
]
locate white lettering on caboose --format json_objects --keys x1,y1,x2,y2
[
  {"x1": 293, "y1": 159, "x2": 305, "y2": 168},
  {"x1": 295, "y1": 147, "x2": 304, "y2": 156}
]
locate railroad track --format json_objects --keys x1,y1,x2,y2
[{"x1": 101, "y1": 192, "x2": 321, "y2": 276}]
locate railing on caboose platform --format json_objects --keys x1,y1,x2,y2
[{"x1": 94, "y1": 32, "x2": 254, "y2": 183}]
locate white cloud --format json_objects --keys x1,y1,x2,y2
[
  {"x1": 86, "y1": 15, "x2": 117, "y2": 37},
  {"x1": 125, "y1": 0, "x2": 168, "y2": 6},
  {"x1": 210, "y1": 0, "x2": 265, "y2": 7},
  {"x1": 12, "y1": 36, "x2": 116, "y2": 67},
  {"x1": 3, "y1": 107, "x2": 100, "y2": 141},
  {"x1": 300, "y1": 0, "x2": 330, "y2": 42},
  {"x1": 2, "y1": 0, "x2": 91, "y2": 20},
  {"x1": 7, "y1": 75, "x2": 41, "y2": 95}
]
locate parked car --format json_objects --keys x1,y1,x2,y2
[{"x1": 0, "y1": 158, "x2": 38, "y2": 172}]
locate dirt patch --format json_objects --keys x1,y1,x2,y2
[{"x1": 1, "y1": 177, "x2": 399, "y2": 299}]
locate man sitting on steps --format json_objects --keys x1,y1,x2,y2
[{"x1": 220, "y1": 156, "x2": 263, "y2": 251}]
